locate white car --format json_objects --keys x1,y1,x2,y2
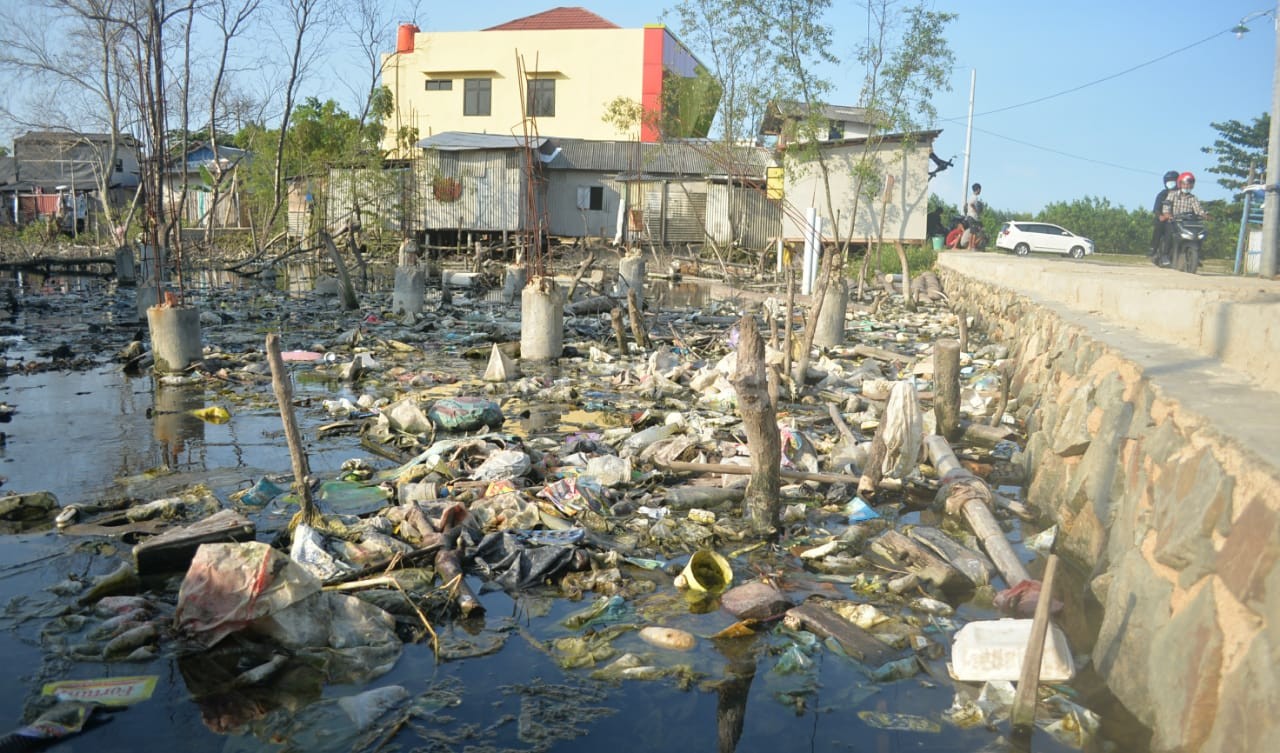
[{"x1": 995, "y1": 221, "x2": 1095, "y2": 259}]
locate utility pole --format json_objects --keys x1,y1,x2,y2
[
  {"x1": 1262, "y1": 0, "x2": 1280, "y2": 277},
  {"x1": 960, "y1": 69, "x2": 976, "y2": 215}
]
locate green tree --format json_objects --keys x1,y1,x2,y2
[{"x1": 1201, "y1": 114, "x2": 1269, "y2": 194}]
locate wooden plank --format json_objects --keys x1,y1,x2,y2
[
  {"x1": 785, "y1": 601, "x2": 898, "y2": 667},
  {"x1": 132, "y1": 509, "x2": 255, "y2": 575}
]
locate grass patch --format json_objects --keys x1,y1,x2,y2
[{"x1": 851, "y1": 243, "x2": 938, "y2": 276}]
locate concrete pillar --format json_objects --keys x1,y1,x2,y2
[
  {"x1": 813, "y1": 277, "x2": 847, "y2": 348},
  {"x1": 137, "y1": 285, "x2": 163, "y2": 322},
  {"x1": 392, "y1": 266, "x2": 426, "y2": 316},
  {"x1": 115, "y1": 246, "x2": 136, "y2": 286},
  {"x1": 618, "y1": 252, "x2": 646, "y2": 303},
  {"x1": 398, "y1": 237, "x2": 419, "y2": 267},
  {"x1": 503, "y1": 264, "x2": 527, "y2": 304},
  {"x1": 146, "y1": 305, "x2": 203, "y2": 374},
  {"x1": 520, "y1": 278, "x2": 564, "y2": 361}
]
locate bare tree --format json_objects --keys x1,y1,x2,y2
[
  {"x1": 199, "y1": 0, "x2": 262, "y2": 241},
  {"x1": 0, "y1": 1, "x2": 139, "y2": 237}
]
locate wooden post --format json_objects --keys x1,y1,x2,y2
[
  {"x1": 934, "y1": 338, "x2": 962, "y2": 441},
  {"x1": 730, "y1": 315, "x2": 781, "y2": 535},
  {"x1": 990, "y1": 361, "x2": 1011, "y2": 427},
  {"x1": 265, "y1": 334, "x2": 317, "y2": 524},
  {"x1": 957, "y1": 311, "x2": 969, "y2": 354},
  {"x1": 611, "y1": 307, "x2": 628, "y2": 355},
  {"x1": 1012, "y1": 553, "x2": 1060, "y2": 735},
  {"x1": 627, "y1": 288, "x2": 649, "y2": 349}
]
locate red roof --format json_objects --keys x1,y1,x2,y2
[{"x1": 484, "y1": 7, "x2": 620, "y2": 31}]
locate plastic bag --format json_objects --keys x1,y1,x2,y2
[
  {"x1": 428, "y1": 397, "x2": 504, "y2": 432},
  {"x1": 175, "y1": 542, "x2": 321, "y2": 648}
]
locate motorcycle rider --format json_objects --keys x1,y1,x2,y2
[
  {"x1": 1161, "y1": 172, "x2": 1207, "y2": 219},
  {"x1": 1150, "y1": 170, "x2": 1179, "y2": 263},
  {"x1": 1159, "y1": 171, "x2": 1208, "y2": 267}
]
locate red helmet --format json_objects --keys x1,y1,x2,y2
[{"x1": 1178, "y1": 171, "x2": 1195, "y2": 188}]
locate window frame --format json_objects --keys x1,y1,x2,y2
[
  {"x1": 425, "y1": 79, "x2": 453, "y2": 91},
  {"x1": 464, "y1": 78, "x2": 491, "y2": 117},
  {"x1": 526, "y1": 78, "x2": 556, "y2": 118}
]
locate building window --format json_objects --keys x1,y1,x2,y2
[
  {"x1": 526, "y1": 79, "x2": 555, "y2": 117},
  {"x1": 576, "y1": 185, "x2": 605, "y2": 211},
  {"x1": 114, "y1": 158, "x2": 123, "y2": 172},
  {"x1": 827, "y1": 120, "x2": 842, "y2": 140},
  {"x1": 464, "y1": 78, "x2": 491, "y2": 116},
  {"x1": 425, "y1": 79, "x2": 452, "y2": 91}
]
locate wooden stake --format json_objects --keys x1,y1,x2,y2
[
  {"x1": 611, "y1": 307, "x2": 628, "y2": 355},
  {"x1": 934, "y1": 339, "x2": 962, "y2": 440},
  {"x1": 265, "y1": 333, "x2": 317, "y2": 524},
  {"x1": 627, "y1": 288, "x2": 649, "y2": 349},
  {"x1": 1012, "y1": 553, "x2": 1060, "y2": 734},
  {"x1": 729, "y1": 316, "x2": 781, "y2": 535}
]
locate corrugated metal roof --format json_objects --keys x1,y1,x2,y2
[
  {"x1": 484, "y1": 7, "x2": 620, "y2": 31},
  {"x1": 417, "y1": 132, "x2": 549, "y2": 151},
  {"x1": 547, "y1": 138, "x2": 772, "y2": 178}
]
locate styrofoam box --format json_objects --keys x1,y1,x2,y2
[{"x1": 949, "y1": 618, "x2": 1076, "y2": 683}]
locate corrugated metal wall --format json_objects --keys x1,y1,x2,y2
[
  {"x1": 544, "y1": 170, "x2": 622, "y2": 240},
  {"x1": 415, "y1": 150, "x2": 528, "y2": 232},
  {"x1": 706, "y1": 183, "x2": 781, "y2": 251},
  {"x1": 644, "y1": 181, "x2": 706, "y2": 244},
  {"x1": 325, "y1": 167, "x2": 408, "y2": 235}
]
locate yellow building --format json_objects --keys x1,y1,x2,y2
[{"x1": 381, "y1": 7, "x2": 717, "y2": 156}]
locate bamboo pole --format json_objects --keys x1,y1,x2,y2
[
  {"x1": 924, "y1": 434, "x2": 1030, "y2": 585},
  {"x1": 1012, "y1": 553, "x2": 1060, "y2": 734},
  {"x1": 265, "y1": 333, "x2": 317, "y2": 524}
]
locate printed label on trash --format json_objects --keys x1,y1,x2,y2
[{"x1": 43, "y1": 675, "x2": 158, "y2": 706}]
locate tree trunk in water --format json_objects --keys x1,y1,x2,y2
[
  {"x1": 792, "y1": 245, "x2": 839, "y2": 395},
  {"x1": 320, "y1": 230, "x2": 360, "y2": 311},
  {"x1": 627, "y1": 289, "x2": 649, "y2": 349},
  {"x1": 934, "y1": 338, "x2": 962, "y2": 441},
  {"x1": 730, "y1": 315, "x2": 780, "y2": 535}
]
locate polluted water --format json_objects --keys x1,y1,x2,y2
[{"x1": 0, "y1": 261, "x2": 1143, "y2": 752}]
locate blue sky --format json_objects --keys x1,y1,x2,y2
[{"x1": 370, "y1": 1, "x2": 1277, "y2": 214}]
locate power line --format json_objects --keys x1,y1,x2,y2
[
  {"x1": 952, "y1": 24, "x2": 1238, "y2": 121},
  {"x1": 937, "y1": 117, "x2": 1156, "y2": 175}
]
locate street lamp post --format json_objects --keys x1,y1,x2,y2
[
  {"x1": 1241, "y1": 4, "x2": 1280, "y2": 277},
  {"x1": 1262, "y1": 1, "x2": 1280, "y2": 277}
]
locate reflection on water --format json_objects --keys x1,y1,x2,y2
[{"x1": 650, "y1": 279, "x2": 712, "y2": 309}]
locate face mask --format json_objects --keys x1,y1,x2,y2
[{"x1": 1166, "y1": 181, "x2": 1176, "y2": 190}]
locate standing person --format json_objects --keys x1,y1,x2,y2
[
  {"x1": 1150, "y1": 170, "x2": 1179, "y2": 263},
  {"x1": 962, "y1": 183, "x2": 985, "y2": 249}
]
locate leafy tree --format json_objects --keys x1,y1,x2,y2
[{"x1": 1201, "y1": 114, "x2": 1269, "y2": 194}]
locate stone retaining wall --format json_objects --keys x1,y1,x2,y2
[{"x1": 939, "y1": 269, "x2": 1279, "y2": 753}]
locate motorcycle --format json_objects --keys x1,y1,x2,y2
[{"x1": 1158, "y1": 213, "x2": 1207, "y2": 273}]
